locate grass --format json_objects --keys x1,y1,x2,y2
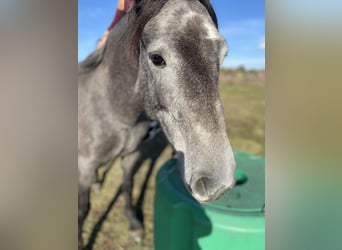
[
  {"x1": 83, "y1": 81, "x2": 265, "y2": 250},
  {"x1": 219, "y1": 83, "x2": 265, "y2": 155}
]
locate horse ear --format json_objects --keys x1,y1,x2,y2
[
  {"x1": 132, "y1": 0, "x2": 141, "y2": 8},
  {"x1": 199, "y1": 0, "x2": 218, "y2": 28},
  {"x1": 132, "y1": 0, "x2": 143, "y2": 15}
]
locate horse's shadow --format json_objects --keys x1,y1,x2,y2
[
  {"x1": 84, "y1": 184, "x2": 122, "y2": 250},
  {"x1": 85, "y1": 131, "x2": 169, "y2": 250},
  {"x1": 85, "y1": 166, "x2": 213, "y2": 250},
  {"x1": 85, "y1": 134, "x2": 213, "y2": 250}
]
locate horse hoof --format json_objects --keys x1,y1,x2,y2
[{"x1": 130, "y1": 228, "x2": 144, "y2": 243}]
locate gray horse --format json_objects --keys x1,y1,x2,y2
[{"x1": 78, "y1": 0, "x2": 236, "y2": 248}]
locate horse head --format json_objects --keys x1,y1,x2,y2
[{"x1": 130, "y1": 0, "x2": 236, "y2": 202}]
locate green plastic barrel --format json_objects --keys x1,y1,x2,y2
[{"x1": 154, "y1": 151, "x2": 265, "y2": 250}]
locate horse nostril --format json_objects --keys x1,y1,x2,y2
[
  {"x1": 192, "y1": 177, "x2": 209, "y2": 198},
  {"x1": 190, "y1": 176, "x2": 234, "y2": 202}
]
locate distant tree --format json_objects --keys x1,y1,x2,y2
[
  {"x1": 249, "y1": 69, "x2": 259, "y2": 76},
  {"x1": 236, "y1": 65, "x2": 246, "y2": 74}
]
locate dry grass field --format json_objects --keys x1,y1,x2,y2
[{"x1": 82, "y1": 69, "x2": 265, "y2": 250}]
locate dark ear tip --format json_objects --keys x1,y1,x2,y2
[
  {"x1": 134, "y1": 0, "x2": 143, "y2": 15},
  {"x1": 135, "y1": 5, "x2": 143, "y2": 15}
]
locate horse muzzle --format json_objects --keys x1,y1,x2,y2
[{"x1": 188, "y1": 173, "x2": 236, "y2": 203}]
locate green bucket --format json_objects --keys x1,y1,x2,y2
[{"x1": 154, "y1": 151, "x2": 265, "y2": 250}]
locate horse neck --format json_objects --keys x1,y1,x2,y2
[{"x1": 100, "y1": 13, "x2": 144, "y2": 126}]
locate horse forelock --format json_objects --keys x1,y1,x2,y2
[{"x1": 125, "y1": 0, "x2": 218, "y2": 60}]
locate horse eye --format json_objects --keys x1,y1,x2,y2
[{"x1": 149, "y1": 54, "x2": 166, "y2": 67}]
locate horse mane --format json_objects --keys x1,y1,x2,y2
[
  {"x1": 79, "y1": 0, "x2": 218, "y2": 71},
  {"x1": 79, "y1": 41, "x2": 107, "y2": 73}
]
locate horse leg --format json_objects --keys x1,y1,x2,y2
[
  {"x1": 93, "y1": 160, "x2": 114, "y2": 194},
  {"x1": 78, "y1": 160, "x2": 97, "y2": 250},
  {"x1": 121, "y1": 152, "x2": 145, "y2": 242},
  {"x1": 78, "y1": 184, "x2": 90, "y2": 250}
]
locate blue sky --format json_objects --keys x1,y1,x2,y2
[{"x1": 78, "y1": 0, "x2": 265, "y2": 69}]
